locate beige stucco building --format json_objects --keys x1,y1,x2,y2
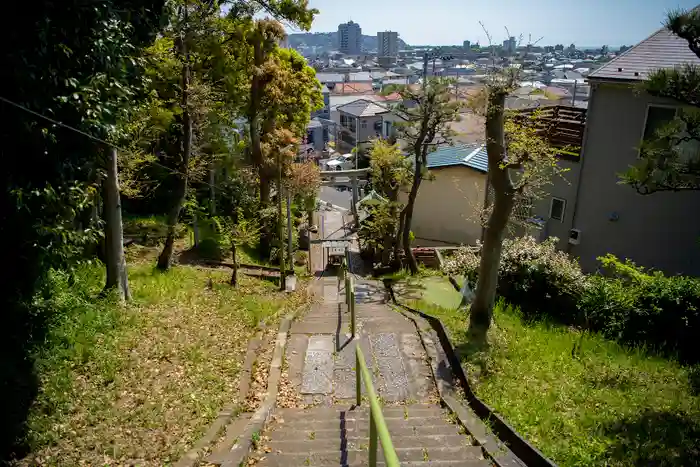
[{"x1": 402, "y1": 144, "x2": 489, "y2": 246}]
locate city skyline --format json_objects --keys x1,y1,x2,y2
[{"x1": 299, "y1": 0, "x2": 699, "y2": 47}]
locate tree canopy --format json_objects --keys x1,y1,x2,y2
[{"x1": 622, "y1": 8, "x2": 700, "y2": 193}]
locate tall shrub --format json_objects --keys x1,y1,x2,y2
[
  {"x1": 445, "y1": 236, "x2": 588, "y2": 322},
  {"x1": 582, "y1": 255, "x2": 700, "y2": 363}
]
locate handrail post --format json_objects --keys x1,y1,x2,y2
[
  {"x1": 349, "y1": 276, "x2": 355, "y2": 338},
  {"x1": 355, "y1": 345, "x2": 400, "y2": 467},
  {"x1": 369, "y1": 414, "x2": 378, "y2": 467},
  {"x1": 355, "y1": 350, "x2": 362, "y2": 407}
]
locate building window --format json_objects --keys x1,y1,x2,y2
[
  {"x1": 642, "y1": 105, "x2": 676, "y2": 140},
  {"x1": 340, "y1": 114, "x2": 348, "y2": 128},
  {"x1": 641, "y1": 105, "x2": 700, "y2": 162},
  {"x1": 361, "y1": 120, "x2": 367, "y2": 129},
  {"x1": 549, "y1": 197, "x2": 566, "y2": 222}
]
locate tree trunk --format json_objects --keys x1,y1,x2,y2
[
  {"x1": 103, "y1": 147, "x2": 131, "y2": 302},
  {"x1": 286, "y1": 189, "x2": 294, "y2": 272},
  {"x1": 277, "y1": 154, "x2": 285, "y2": 291},
  {"x1": 157, "y1": 14, "x2": 191, "y2": 271},
  {"x1": 468, "y1": 89, "x2": 514, "y2": 341},
  {"x1": 230, "y1": 208, "x2": 239, "y2": 287},
  {"x1": 402, "y1": 160, "x2": 423, "y2": 275},
  {"x1": 192, "y1": 211, "x2": 200, "y2": 247},
  {"x1": 394, "y1": 208, "x2": 405, "y2": 264},
  {"x1": 249, "y1": 39, "x2": 268, "y2": 206},
  {"x1": 209, "y1": 164, "x2": 216, "y2": 215},
  {"x1": 230, "y1": 242, "x2": 238, "y2": 286},
  {"x1": 259, "y1": 167, "x2": 271, "y2": 205}
]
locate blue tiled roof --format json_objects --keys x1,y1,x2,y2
[{"x1": 426, "y1": 144, "x2": 488, "y2": 173}]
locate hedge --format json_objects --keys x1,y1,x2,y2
[{"x1": 444, "y1": 237, "x2": 700, "y2": 364}]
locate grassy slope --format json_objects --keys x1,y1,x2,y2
[
  {"x1": 19, "y1": 253, "x2": 309, "y2": 466},
  {"x1": 397, "y1": 276, "x2": 700, "y2": 467}
]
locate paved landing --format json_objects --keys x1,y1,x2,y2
[{"x1": 287, "y1": 207, "x2": 439, "y2": 405}]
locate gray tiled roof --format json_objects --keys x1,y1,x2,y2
[
  {"x1": 588, "y1": 28, "x2": 700, "y2": 81},
  {"x1": 337, "y1": 99, "x2": 390, "y2": 117},
  {"x1": 348, "y1": 71, "x2": 372, "y2": 82},
  {"x1": 315, "y1": 72, "x2": 345, "y2": 83},
  {"x1": 307, "y1": 118, "x2": 323, "y2": 129}
]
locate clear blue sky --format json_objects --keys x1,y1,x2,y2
[{"x1": 297, "y1": 0, "x2": 699, "y2": 47}]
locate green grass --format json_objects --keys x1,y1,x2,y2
[
  {"x1": 397, "y1": 277, "x2": 700, "y2": 467},
  {"x1": 18, "y1": 255, "x2": 310, "y2": 466}
]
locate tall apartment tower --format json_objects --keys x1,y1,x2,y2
[
  {"x1": 503, "y1": 36, "x2": 516, "y2": 55},
  {"x1": 338, "y1": 21, "x2": 362, "y2": 55},
  {"x1": 377, "y1": 31, "x2": 399, "y2": 58}
]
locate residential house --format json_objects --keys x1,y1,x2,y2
[
  {"x1": 550, "y1": 26, "x2": 700, "y2": 275},
  {"x1": 315, "y1": 73, "x2": 345, "y2": 86},
  {"x1": 312, "y1": 85, "x2": 331, "y2": 120},
  {"x1": 304, "y1": 118, "x2": 325, "y2": 155},
  {"x1": 336, "y1": 99, "x2": 396, "y2": 153},
  {"x1": 404, "y1": 104, "x2": 585, "y2": 250},
  {"x1": 405, "y1": 144, "x2": 489, "y2": 246}
]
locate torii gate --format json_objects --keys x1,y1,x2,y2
[{"x1": 320, "y1": 168, "x2": 370, "y2": 216}]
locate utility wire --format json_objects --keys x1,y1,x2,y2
[{"x1": 0, "y1": 94, "x2": 235, "y2": 193}]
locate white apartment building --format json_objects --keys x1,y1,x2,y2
[
  {"x1": 338, "y1": 21, "x2": 362, "y2": 55},
  {"x1": 377, "y1": 31, "x2": 399, "y2": 58}
]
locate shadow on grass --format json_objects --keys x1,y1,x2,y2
[
  {"x1": 604, "y1": 410, "x2": 700, "y2": 466},
  {"x1": 391, "y1": 280, "x2": 427, "y2": 303},
  {"x1": 1, "y1": 302, "x2": 43, "y2": 463},
  {"x1": 453, "y1": 332, "x2": 493, "y2": 380}
]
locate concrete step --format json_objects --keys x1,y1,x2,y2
[
  {"x1": 276, "y1": 416, "x2": 451, "y2": 431},
  {"x1": 357, "y1": 318, "x2": 417, "y2": 333},
  {"x1": 260, "y1": 460, "x2": 477, "y2": 467},
  {"x1": 257, "y1": 446, "x2": 486, "y2": 466},
  {"x1": 275, "y1": 404, "x2": 445, "y2": 420},
  {"x1": 290, "y1": 320, "x2": 343, "y2": 334},
  {"x1": 202, "y1": 413, "x2": 252, "y2": 464},
  {"x1": 268, "y1": 434, "x2": 472, "y2": 451},
  {"x1": 267, "y1": 424, "x2": 460, "y2": 439}
]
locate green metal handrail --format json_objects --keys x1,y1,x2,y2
[
  {"x1": 347, "y1": 275, "x2": 355, "y2": 337},
  {"x1": 355, "y1": 345, "x2": 400, "y2": 467}
]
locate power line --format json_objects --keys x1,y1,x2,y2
[{"x1": 0, "y1": 94, "x2": 232, "y2": 192}]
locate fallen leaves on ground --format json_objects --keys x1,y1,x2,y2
[
  {"x1": 244, "y1": 330, "x2": 276, "y2": 412},
  {"x1": 17, "y1": 261, "x2": 313, "y2": 467}
]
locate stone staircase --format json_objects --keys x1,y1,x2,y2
[
  {"x1": 257, "y1": 404, "x2": 489, "y2": 466},
  {"x1": 193, "y1": 209, "x2": 510, "y2": 467},
  {"x1": 251, "y1": 276, "x2": 492, "y2": 466}
]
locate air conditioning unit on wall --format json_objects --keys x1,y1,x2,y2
[{"x1": 568, "y1": 229, "x2": 581, "y2": 245}]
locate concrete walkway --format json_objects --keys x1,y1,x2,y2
[{"x1": 291, "y1": 207, "x2": 432, "y2": 405}]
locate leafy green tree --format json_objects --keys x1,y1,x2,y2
[
  {"x1": 622, "y1": 8, "x2": 700, "y2": 193},
  {"x1": 239, "y1": 19, "x2": 323, "y2": 205},
  {"x1": 396, "y1": 78, "x2": 462, "y2": 274},
  {"x1": 366, "y1": 140, "x2": 412, "y2": 266},
  {"x1": 468, "y1": 74, "x2": 567, "y2": 342},
  {"x1": 0, "y1": 0, "x2": 166, "y2": 459},
  {"x1": 287, "y1": 161, "x2": 322, "y2": 230},
  {"x1": 369, "y1": 139, "x2": 413, "y2": 202}
]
